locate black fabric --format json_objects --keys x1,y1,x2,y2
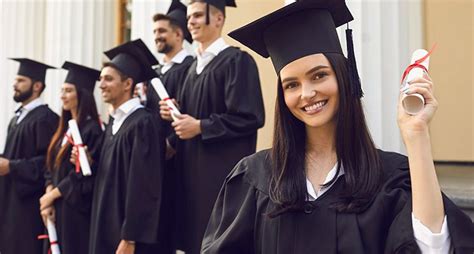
[
  {"x1": 88, "y1": 108, "x2": 165, "y2": 254},
  {"x1": 104, "y1": 39, "x2": 159, "y2": 84},
  {"x1": 9, "y1": 58, "x2": 55, "y2": 83},
  {"x1": 202, "y1": 150, "x2": 474, "y2": 254},
  {"x1": 202, "y1": 0, "x2": 236, "y2": 14},
  {"x1": 167, "y1": 0, "x2": 193, "y2": 43},
  {"x1": 44, "y1": 118, "x2": 103, "y2": 254},
  {"x1": 0, "y1": 105, "x2": 59, "y2": 254},
  {"x1": 228, "y1": 0, "x2": 352, "y2": 73},
  {"x1": 62, "y1": 61, "x2": 100, "y2": 93},
  {"x1": 174, "y1": 47, "x2": 265, "y2": 253}
]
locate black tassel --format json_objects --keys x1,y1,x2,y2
[
  {"x1": 206, "y1": 3, "x2": 210, "y2": 25},
  {"x1": 345, "y1": 28, "x2": 363, "y2": 98}
]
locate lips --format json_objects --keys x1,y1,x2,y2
[{"x1": 302, "y1": 100, "x2": 328, "y2": 114}]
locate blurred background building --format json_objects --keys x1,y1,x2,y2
[{"x1": 1, "y1": 0, "x2": 472, "y2": 218}]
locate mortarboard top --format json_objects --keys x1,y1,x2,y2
[
  {"x1": 167, "y1": 0, "x2": 193, "y2": 43},
  {"x1": 202, "y1": 0, "x2": 236, "y2": 14},
  {"x1": 62, "y1": 61, "x2": 100, "y2": 93},
  {"x1": 9, "y1": 58, "x2": 56, "y2": 83},
  {"x1": 228, "y1": 0, "x2": 363, "y2": 97},
  {"x1": 104, "y1": 39, "x2": 159, "y2": 84}
]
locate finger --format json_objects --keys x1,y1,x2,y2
[
  {"x1": 404, "y1": 86, "x2": 435, "y2": 102},
  {"x1": 408, "y1": 77, "x2": 433, "y2": 87}
]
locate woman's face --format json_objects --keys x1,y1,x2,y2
[
  {"x1": 60, "y1": 83, "x2": 78, "y2": 112},
  {"x1": 280, "y1": 53, "x2": 339, "y2": 129}
]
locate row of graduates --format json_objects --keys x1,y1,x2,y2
[
  {"x1": 2, "y1": 0, "x2": 474, "y2": 254},
  {"x1": 0, "y1": 0, "x2": 265, "y2": 254}
]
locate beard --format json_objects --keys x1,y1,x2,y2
[
  {"x1": 157, "y1": 40, "x2": 173, "y2": 54},
  {"x1": 13, "y1": 84, "x2": 34, "y2": 103}
]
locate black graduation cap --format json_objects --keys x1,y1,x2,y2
[
  {"x1": 62, "y1": 61, "x2": 100, "y2": 93},
  {"x1": 167, "y1": 0, "x2": 193, "y2": 43},
  {"x1": 9, "y1": 58, "x2": 55, "y2": 83},
  {"x1": 201, "y1": 0, "x2": 237, "y2": 24},
  {"x1": 104, "y1": 39, "x2": 159, "y2": 84},
  {"x1": 228, "y1": 0, "x2": 363, "y2": 98}
]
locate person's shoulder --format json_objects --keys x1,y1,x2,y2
[
  {"x1": 81, "y1": 117, "x2": 103, "y2": 134},
  {"x1": 31, "y1": 105, "x2": 58, "y2": 122},
  {"x1": 228, "y1": 149, "x2": 272, "y2": 195},
  {"x1": 377, "y1": 149, "x2": 410, "y2": 180}
]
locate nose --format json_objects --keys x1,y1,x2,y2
[{"x1": 301, "y1": 82, "x2": 317, "y2": 100}]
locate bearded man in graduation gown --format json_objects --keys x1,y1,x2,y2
[
  {"x1": 88, "y1": 39, "x2": 166, "y2": 254},
  {"x1": 0, "y1": 58, "x2": 59, "y2": 254},
  {"x1": 160, "y1": 0, "x2": 265, "y2": 253}
]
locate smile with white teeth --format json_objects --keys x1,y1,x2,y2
[{"x1": 303, "y1": 100, "x2": 328, "y2": 113}]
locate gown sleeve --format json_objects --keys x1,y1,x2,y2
[
  {"x1": 9, "y1": 115, "x2": 57, "y2": 198},
  {"x1": 120, "y1": 114, "x2": 164, "y2": 244},
  {"x1": 56, "y1": 122, "x2": 103, "y2": 213},
  {"x1": 200, "y1": 52, "x2": 265, "y2": 143},
  {"x1": 380, "y1": 152, "x2": 474, "y2": 254},
  {"x1": 202, "y1": 158, "x2": 258, "y2": 254}
]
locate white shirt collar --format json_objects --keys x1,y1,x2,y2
[
  {"x1": 16, "y1": 98, "x2": 44, "y2": 124},
  {"x1": 195, "y1": 37, "x2": 229, "y2": 75},
  {"x1": 161, "y1": 48, "x2": 191, "y2": 74},
  {"x1": 110, "y1": 97, "x2": 142, "y2": 119},
  {"x1": 306, "y1": 163, "x2": 345, "y2": 201}
]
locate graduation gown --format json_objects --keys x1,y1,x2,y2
[
  {"x1": 88, "y1": 108, "x2": 165, "y2": 254},
  {"x1": 148, "y1": 55, "x2": 195, "y2": 253},
  {"x1": 175, "y1": 47, "x2": 265, "y2": 253},
  {"x1": 0, "y1": 105, "x2": 59, "y2": 254},
  {"x1": 45, "y1": 118, "x2": 103, "y2": 254},
  {"x1": 202, "y1": 149, "x2": 474, "y2": 254}
]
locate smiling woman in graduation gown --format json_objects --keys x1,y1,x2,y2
[
  {"x1": 202, "y1": 1, "x2": 474, "y2": 253},
  {"x1": 40, "y1": 62, "x2": 103, "y2": 254}
]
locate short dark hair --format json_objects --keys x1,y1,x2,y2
[{"x1": 152, "y1": 13, "x2": 181, "y2": 31}]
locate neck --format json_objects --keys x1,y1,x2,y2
[
  {"x1": 71, "y1": 108, "x2": 78, "y2": 120},
  {"x1": 22, "y1": 95, "x2": 38, "y2": 107},
  {"x1": 198, "y1": 34, "x2": 221, "y2": 54},
  {"x1": 163, "y1": 45, "x2": 183, "y2": 63},
  {"x1": 305, "y1": 121, "x2": 337, "y2": 157},
  {"x1": 112, "y1": 95, "x2": 132, "y2": 111}
]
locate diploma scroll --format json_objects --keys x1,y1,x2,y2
[
  {"x1": 46, "y1": 218, "x2": 61, "y2": 254},
  {"x1": 151, "y1": 78, "x2": 181, "y2": 121},
  {"x1": 401, "y1": 49, "x2": 430, "y2": 115},
  {"x1": 68, "y1": 120, "x2": 92, "y2": 176}
]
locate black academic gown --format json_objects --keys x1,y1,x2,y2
[
  {"x1": 175, "y1": 47, "x2": 265, "y2": 253},
  {"x1": 88, "y1": 108, "x2": 165, "y2": 254},
  {"x1": 44, "y1": 118, "x2": 103, "y2": 254},
  {"x1": 0, "y1": 105, "x2": 58, "y2": 254},
  {"x1": 148, "y1": 55, "x2": 194, "y2": 254},
  {"x1": 202, "y1": 149, "x2": 474, "y2": 254}
]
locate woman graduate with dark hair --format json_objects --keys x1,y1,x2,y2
[
  {"x1": 202, "y1": 0, "x2": 474, "y2": 253},
  {"x1": 40, "y1": 62, "x2": 103, "y2": 254}
]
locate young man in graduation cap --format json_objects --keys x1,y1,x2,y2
[
  {"x1": 89, "y1": 39, "x2": 165, "y2": 254},
  {"x1": 160, "y1": 0, "x2": 265, "y2": 253},
  {"x1": 0, "y1": 58, "x2": 59, "y2": 254}
]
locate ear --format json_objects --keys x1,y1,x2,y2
[
  {"x1": 32, "y1": 81, "x2": 44, "y2": 94},
  {"x1": 215, "y1": 11, "x2": 225, "y2": 28},
  {"x1": 124, "y1": 78, "x2": 134, "y2": 93}
]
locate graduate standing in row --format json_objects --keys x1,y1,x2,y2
[
  {"x1": 0, "y1": 59, "x2": 59, "y2": 254},
  {"x1": 161, "y1": 0, "x2": 265, "y2": 253},
  {"x1": 202, "y1": 0, "x2": 474, "y2": 253},
  {"x1": 88, "y1": 39, "x2": 165, "y2": 254},
  {"x1": 39, "y1": 62, "x2": 103, "y2": 254}
]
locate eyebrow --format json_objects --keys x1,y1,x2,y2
[{"x1": 281, "y1": 65, "x2": 330, "y2": 83}]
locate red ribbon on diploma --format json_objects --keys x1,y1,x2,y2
[
  {"x1": 64, "y1": 133, "x2": 84, "y2": 173},
  {"x1": 401, "y1": 44, "x2": 437, "y2": 84},
  {"x1": 38, "y1": 234, "x2": 58, "y2": 254}
]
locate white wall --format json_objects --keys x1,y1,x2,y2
[{"x1": 0, "y1": 0, "x2": 117, "y2": 152}]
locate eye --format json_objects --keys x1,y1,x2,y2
[
  {"x1": 283, "y1": 82, "x2": 299, "y2": 90},
  {"x1": 311, "y1": 72, "x2": 328, "y2": 81}
]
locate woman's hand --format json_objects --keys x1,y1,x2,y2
[
  {"x1": 40, "y1": 205, "x2": 55, "y2": 227},
  {"x1": 39, "y1": 188, "x2": 62, "y2": 211},
  {"x1": 398, "y1": 74, "x2": 438, "y2": 140}
]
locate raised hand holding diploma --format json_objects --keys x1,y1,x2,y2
[
  {"x1": 67, "y1": 119, "x2": 92, "y2": 176},
  {"x1": 151, "y1": 78, "x2": 181, "y2": 121}
]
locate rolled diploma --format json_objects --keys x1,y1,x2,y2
[
  {"x1": 402, "y1": 49, "x2": 430, "y2": 115},
  {"x1": 151, "y1": 78, "x2": 181, "y2": 121},
  {"x1": 136, "y1": 82, "x2": 147, "y2": 102},
  {"x1": 47, "y1": 218, "x2": 61, "y2": 254},
  {"x1": 68, "y1": 119, "x2": 92, "y2": 176}
]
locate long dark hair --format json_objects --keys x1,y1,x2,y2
[
  {"x1": 269, "y1": 53, "x2": 381, "y2": 216},
  {"x1": 46, "y1": 86, "x2": 100, "y2": 171}
]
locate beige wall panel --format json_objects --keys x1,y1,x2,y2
[
  {"x1": 425, "y1": 0, "x2": 473, "y2": 161},
  {"x1": 223, "y1": 0, "x2": 285, "y2": 151}
]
